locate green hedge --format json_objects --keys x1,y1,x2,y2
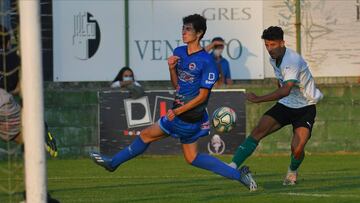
[{"x1": 39, "y1": 81, "x2": 360, "y2": 157}]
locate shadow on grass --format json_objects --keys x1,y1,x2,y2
[
  {"x1": 260, "y1": 174, "x2": 360, "y2": 195},
  {"x1": 49, "y1": 176, "x2": 224, "y2": 193}
]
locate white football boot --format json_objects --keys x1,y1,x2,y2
[
  {"x1": 283, "y1": 167, "x2": 298, "y2": 185},
  {"x1": 239, "y1": 165, "x2": 258, "y2": 191}
]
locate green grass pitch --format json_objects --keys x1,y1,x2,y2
[{"x1": 1, "y1": 154, "x2": 360, "y2": 202}]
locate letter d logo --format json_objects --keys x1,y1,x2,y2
[{"x1": 124, "y1": 96, "x2": 152, "y2": 128}]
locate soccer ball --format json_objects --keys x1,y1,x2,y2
[{"x1": 211, "y1": 107, "x2": 237, "y2": 133}]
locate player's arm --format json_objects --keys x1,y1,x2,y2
[
  {"x1": 247, "y1": 65, "x2": 300, "y2": 103},
  {"x1": 173, "y1": 58, "x2": 218, "y2": 113},
  {"x1": 173, "y1": 88, "x2": 209, "y2": 116},
  {"x1": 224, "y1": 62, "x2": 233, "y2": 85},
  {"x1": 246, "y1": 81, "x2": 295, "y2": 103},
  {"x1": 10, "y1": 81, "x2": 21, "y2": 95},
  {"x1": 167, "y1": 57, "x2": 218, "y2": 120},
  {"x1": 204, "y1": 40, "x2": 224, "y2": 52},
  {"x1": 10, "y1": 65, "x2": 21, "y2": 96},
  {"x1": 168, "y1": 55, "x2": 179, "y2": 89},
  {"x1": 226, "y1": 78, "x2": 233, "y2": 85}
]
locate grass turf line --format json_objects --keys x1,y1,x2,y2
[{"x1": 1, "y1": 154, "x2": 359, "y2": 203}]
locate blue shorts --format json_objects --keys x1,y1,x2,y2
[{"x1": 158, "y1": 113, "x2": 210, "y2": 144}]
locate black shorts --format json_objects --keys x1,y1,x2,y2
[{"x1": 264, "y1": 103, "x2": 316, "y2": 132}]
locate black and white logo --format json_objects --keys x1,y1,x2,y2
[
  {"x1": 124, "y1": 97, "x2": 152, "y2": 128},
  {"x1": 73, "y1": 12, "x2": 101, "y2": 60},
  {"x1": 207, "y1": 134, "x2": 225, "y2": 155}
]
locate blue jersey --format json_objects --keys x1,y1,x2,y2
[{"x1": 172, "y1": 46, "x2": 219, "y2": 123}]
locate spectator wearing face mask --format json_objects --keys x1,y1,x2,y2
[
  {"x1": 111, "y1": 66, "x2": 141, "y2": 88},
  {"x1": 111, "y1": 66, "x2": 144, "y2": 99},
  {"x1": 205, "y1": 37, "x2": 233, "y2": 87}
]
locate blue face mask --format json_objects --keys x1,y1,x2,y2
[{"x1": 123, "y1": 76, "x2": 133, "y2": 81}]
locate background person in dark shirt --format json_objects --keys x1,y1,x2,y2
[{"x1": 205, "y1": 37, "x2": 233, "y2": 87}]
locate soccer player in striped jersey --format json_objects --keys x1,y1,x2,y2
[{"x1": 229, "y1": 26, "x2": 323, "y2": 185}]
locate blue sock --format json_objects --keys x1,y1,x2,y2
[
  {"x1": 191, "y1": 153, "x2": 241, "y2": 181},
  {"x1": 110, "y1": 136, "x2": 149, "y2": 169}
]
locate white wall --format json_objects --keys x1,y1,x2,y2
[{"x1": 263, "y1": 0, "x2": 360, "y2": 78}]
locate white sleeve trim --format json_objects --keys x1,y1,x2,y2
[{"x1": 110, "y1": 81, "x2": 121, "y2": 88}]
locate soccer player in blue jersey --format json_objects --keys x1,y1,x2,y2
[{"x1": 90, "y1": 14, "x2": 256, "y2": 191}]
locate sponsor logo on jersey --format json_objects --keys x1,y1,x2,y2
[
  {"x1": 188, "y1": 62, "x2": 196, "y2": 70},
  {"x1": 201, "y1": 121, "x2": 210, "y2": 130},
  {"x1": 204, "y1": 72, "x2": 216, "y2": 84},
  {"x1": 205, "y1": 80, "x2": 215, "y2": 84},
  {"x1": 178, "y1": 69, "x2": 195, "y2": 83}
]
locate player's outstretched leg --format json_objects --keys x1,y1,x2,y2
[
  {"x1": 90, "y1": 136, "x2": 149, "y2": 172},
  {"x1": 230, "y1": 115, "x2": 281, "y2": 169},
  {"x1": 89, "y1": 152, "x2": 116, "y2": 172},
  {"x1": 183, "y1": 142, "x2": 257, "y2": 191},
  {"x1": 190, "y1": 153, "x2": 257, "y2": 191},
  {"x1": 229, "y1": 136, "x2": 259, "y2": 169}
]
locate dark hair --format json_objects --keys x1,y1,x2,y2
[
  {"x1": 0, "y1": 25, "x2": 10, "y2": 50},
  {"x1": 211, "y1": 37, "x2": 224, "y2": 43},
  {"x1": 113, "y1": 66, "x2": 134, "y2": 82},
  {"x1": 183, "y1": 14, "x2": 207, "y2": 40},
  {"x1": 261, "y1": 26, "x2": 284, "y2": 40}
]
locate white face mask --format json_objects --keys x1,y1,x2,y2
[
  {"x1": 213, "y1": 49, "x2": 223, "y2": 57},
  {"x1": 123, "y1": 76, "x2": 133, "y2": 81}
]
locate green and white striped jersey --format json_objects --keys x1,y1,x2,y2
[{"x1": 269, "y1": 48, "x2": 323, "y2": 108}]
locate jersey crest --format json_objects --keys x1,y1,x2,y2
[{"x1": 188, "y1": 62, "x2": 196, "y2": 70}]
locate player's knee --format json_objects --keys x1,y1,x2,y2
[
  {"x1": 139, "y1": 129, "x2": 151, "y2": 143},
  {"x1": 251, "y1": 127, "x2": 267, "y2": 141}
]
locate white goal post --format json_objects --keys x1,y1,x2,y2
[{"x1": 19, "y1": 0, "x2": 47, "y2": 202}]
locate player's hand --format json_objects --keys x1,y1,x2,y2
[
  {"x1": 166, "y1": 109, "x2": 176, "y2": 121},
  {"x1": 45, "y1": 122, "x2": 58, "y2": 158},
  {"x1": 121, "y1": 80, "x2": 133, "y2": 87},
  {"x1": 212, "y1": 40, "x2": 224, "y2": 47},
  {"x1": 168, "y1": 56, "x2": 180, "y2": 70},
  {"x1": 246, "y1": 92, "x2": 261, "y2": 103}
]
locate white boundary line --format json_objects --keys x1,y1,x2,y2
[{"x1": 279, "y1": 192, "x2": 360, "y2": 198}]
